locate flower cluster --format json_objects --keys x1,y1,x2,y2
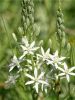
[{"x1": 6, "y1": 35, "x2": 75, "y2": 93}]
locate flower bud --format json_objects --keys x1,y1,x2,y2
[
  {"x1": 48, "y1": 39, "x2": 52, "y2": 48},
  {"x1": 18, "y1": 27, "x2": 24, "y2": 35},
  {"x1": 67, "y1": 43, "x2": 71, "y2": 52},
  {"x1": 39, "y1": 40, "x2": 43, "y2": 46},
  {"x1": 12, "y1": 33, "x2": 17, "y2": 42}
]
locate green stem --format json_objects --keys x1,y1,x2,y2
[
  {"x1": 32, "y1": 90, "x2": 38, "y2": 100},
  {"x1": 68, "y1": 82, "x2": 70, "y2": 97}
]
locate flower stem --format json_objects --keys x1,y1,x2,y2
[{"x1": 68, "y1": 82, "x2": 70, "y2": 97}]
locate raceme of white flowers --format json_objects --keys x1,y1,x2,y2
[{"x1": 6, "y1": 35, "x2": 75, "y2": 93}]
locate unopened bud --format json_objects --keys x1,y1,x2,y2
[
  {"x1": 48, "y1": 39, "x2": 52, "y2": 48},
  {"x1": 12, "y1": 33, "x2": 17, "y2": 41},
  {"x1": 18, "y1": 27, "x2": 24, "y2": 35},
  {"x1": 39, "y1": 40, "x2": 43, "y2": 46},
  {"x1": 62, "y1": 37, "x2": 66, "y2": 47},
  {"x1": 67, "y1": 43, "x2": 71, "y2": 51}
]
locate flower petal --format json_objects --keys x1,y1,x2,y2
[
  {"x1": 38, "y1": 80, "x2": 49, "y2": 85},
  {"x1": 66, "y1": 74, "x2": 70, "y2": 82},
  {"x1": 46, "y1": 48, "x2": 50, "y2": 55},
  {"x1": 25, "y1": 73, "x2": 34, "y2": 80},
  {"x1": 59, "y1": 57, "x2": 66, "y2": 61},
  {"x1": 69, "y1": 67, "x2": 75, "y2": 72},
  {"x1": 64, "y1": 63, "x2": 68, "y2": 70},
  {"x1": 22, "y1": 36, "x2": 29, "y2": 47},
  {"x1": 34, "y1": 68, "x2": 38, "y2": 79},
  {"x1": 30, "y1": 41, "x2": 35, "y2": 48},
  {"x1": 9, "y1": 66, "x2": 15, "y2": 72},
  {"x1": 38, "y1": 72, "x2": 45, "y2": 80},
  {"x1": 58, "y1": 73, "x2": 65, "y2": 76},
  {"x1": 57, "y1": 66, "x2": 64, "y2": 72},
  {"x1": 25, "y1": 81, "x2": 34, "y2": 85},
  {"x1": 69, "y1": 72, "x2": 75, "y2": 76},
  {"x1": 34, "y1": 83, "x2": 39, "y2": 93},
  {"x1": 54, "y1": 50, "x2": 58, "y2": 57},
  {"x1": 41, "y1": 47, "x2": 44, "y2": 56}
]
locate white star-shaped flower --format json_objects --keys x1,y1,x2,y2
[
  {"x1": 5, "y1": 75, "x2": 19, "y2": 86},
  {"x1": 47, "y1": 50, "x2": 65, "y2": 68},
  {"x1": 9, "y1": 55, "x2": 21, "y2": 72},
  {"x1": 25, "y1": 67, "x2": 49, "y2": 93},
  {"x1": 20, "y1": 36, "x2": 39, "y2": 59},
  {"x1": 37, "y1": 47, "x2": 50, "y2": 62},
  {"x1": 57, "y1": 63, "x2": 75, "y2": 82}
]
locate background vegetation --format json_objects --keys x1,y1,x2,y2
[{"x1": 0, "y1": 0, "x2": 75, "y2": 100}]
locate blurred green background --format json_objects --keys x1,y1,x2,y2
[{"x1": 0, "y1": 0, "x2": 75, "y2": 100}]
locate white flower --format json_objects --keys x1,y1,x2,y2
[
  {"x1": 25, "y1": 67, "x2": 49, "y2": 93},
  {"x1": 9, "y1": 55, "x2": 21, "y2": 72},
  {"x1": 20, "y1": 36, "x2": 39, "y2": 59},
  {"x1": 57, "y1": 63, "x2": 75, "y2": 82},
  {"x1": 47, "y1": 50, "x2": 65, "y2": 68},
  {"x1": 37, "y1": 47, "x2": 50, "y2": 62},
  {"x1": 5, "y1": 75, "x2": 19, "y2": 86}
]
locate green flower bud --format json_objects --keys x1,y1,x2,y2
[
  {"x1": 61, "y1": 37, "x2": 66, "y2": 47},
  {"x1": 18, "y1": 27, "x2": 24, "y2": 35},
  {"x1": 24, "y1": 23, "x2": 27, "y2": 30},
  {"x1": 48, "y1": 39, "x2": 52, "y2": 48},
  {"x1": 39, "y1": 40, "x2": 43, "y2": 46},
  {"x1": 12, "y1": 33, "x2": 17, "y2": 42},
  {"x1": 22, "y1": 16, "x2": 26, "y2": 22},
  {"x1": 67, "y1": 43, "x2": 71, "y2": 52},
  {"x1": 26, "y1": 18, "x2": 30, "y2": 26},
  {"x1": 60, "y1": 25, "x2": 65, "y2": 31},
  {"x1": 57, "y1": 17, "x2": 62, "y2": 24}
]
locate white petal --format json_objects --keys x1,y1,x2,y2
[
  {"x1": 69, "y1": 67, "x2": 75, "y2": 72},
  {"x1": 20, "y1": 52, "x2": 27, "y2": 59},
  {"x1": 64, "y1": 63, "x2": 68, "y2": 70},
  {"x1": 38, "y1": 72, "x2": 45, "y2": 80},
  {"x1": 55, "y1": 50, "x2": 58, "y2": 57},
  {"x1": 20, "y1": 45, "x2": 27, "y2": 51},
  {"x1": 34, "y1": 83, "x2": 39, "y2": 93},
  {"x1": 46, "y1": 48, "x2": 50, "y2": 55},
  {"x1": 31, "y1": 47, "x2": 39, "y2": 51},
  {"x1": 34, "y1": 68, "x2": 38, "y2": 79},
  {"x1": 30, "y1": 41, "x2": 35, "y2": 48},
  {"x1": 69, "y1": 72, "x2": 75, "y2": 76},
  {"x1": 66, "y1": 74, "x2": 70, "y2": 82},
  {"x1": 12, "y1": 55, "x2": 18, "y2": 63},
  {"x1": 55, "y1": 63, "x2": 58, "y2": 69},
  {"x1": 25, "y1": 81, "x2": 34, "y2": 85},
  {"x1": 59, "y1": 57, "x2": 66, "y2": 61},
  {"x1": 25, "y1": 73, "x2": 34, "y2": 80},
  {"x1": 38, "y1": 80, "x2": 49, "y2": 85},
  {"x1": 22, "y1": 36, "x2": 29, "y2": 47},
  {"x1": 58, "y1": 73, "x2": 65, "y2": 76},
  {"x1": 57, "y1": 66, "x2": 64, "y2": 72},
  {"x1": 29, "y1": 51, "x2": 34, "y2": 55},
  {"x1": 41, "y1": 47, "x2": 44, "y2": 56},
  {"x1": 9, "y1": 66, "x2": 15, "y2": 72},
  {"x1": 50, "y1": 54, "x2": 55, "y2": 60},
  {"x1": 47, "y1": 60, "x2": 53, "y2": 65}
]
